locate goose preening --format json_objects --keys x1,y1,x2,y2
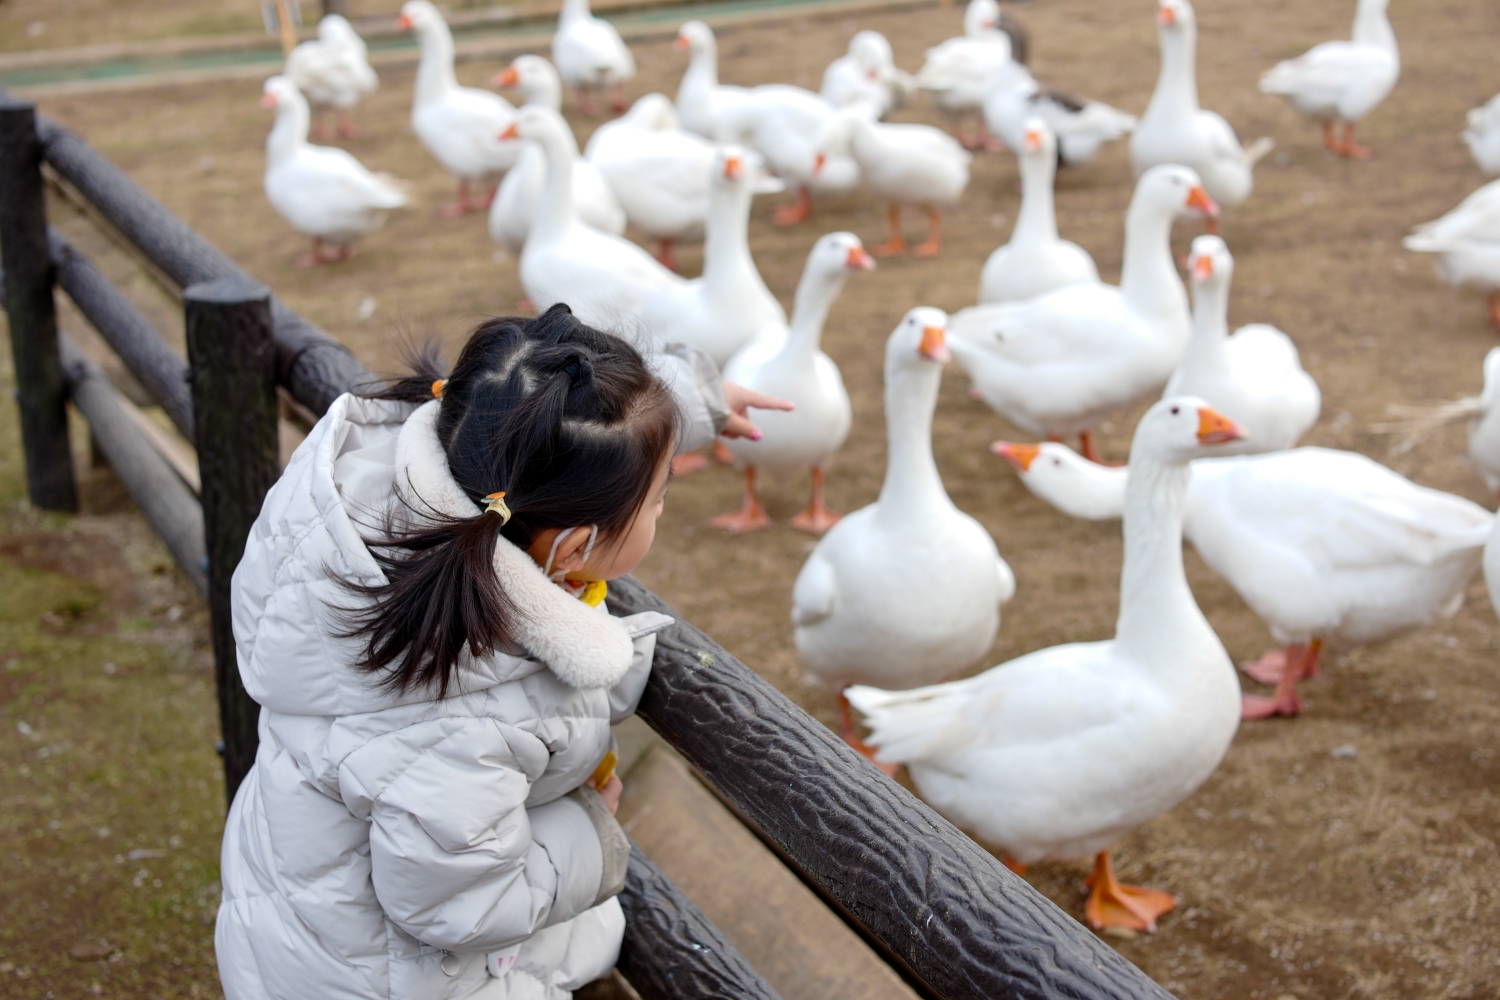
[
  {"x1": 510, "y1": 105, "x2": 683, "y2": 329},
  {"x1": 850, "y1": 399, "x2": 1246, "y2": 932},
  {"x1": 716, "y1": 232, "x2": 875, "y2": 534},
  {"x1": 914, "y1": 0, "x2": 1023, "y2": 151},
  {"x1": 1165, "y1": 235, "x2": 1320, "y2": 453},
  {"x1": 994, "y1": 441, "x2": 1493, "y2": 719},
  {"x1": 1131, "y1": 0, "x2": 1273, "y2": 212},
  {"x1": 674, "y1": 20, "x2": 752, "y2": 140},
  {"x1": 284, "y1": 14, "x2": 378, "y2": 140},
  {"x1": 1258, "y1": 0, "x2": 1398, "y2": 159},
  {"x1": 1403, "y1": 179, "x2": 1500, "y2": 331},
  {"x1": 794, "y1": 308, "x2": 1014, "y2": 763},
  {"x1": 821, "y1": 30, "x2": 914, "y2": 120},
  {"x1": 261, "y1": 75, "x2": 407, "y2": 267},
  {"x1": 816, "y1": 112, "x2": 970, "y2": 257},
  {"x1": 715, "y1": 85, "x2": 861, "y2": 226},
  {"x1": 552, "y1": 0, "x2": 635, "y2": 115},
  {"x1": 978, "y1": 118, "x2": 1099, "y2": 304},
  {"x1": 982, "y1": 59, "x2": 1136, "y2": 169},
  {"x1": 949, "y1": 165, "x2": 1214, "y2": 462},
  {"x1": 1464, "y1": 95, "x2": 1500, "y2": 176},
  {"x1": 489, "y1": 55, "x2": 625, "y2": 254},
  {"x1": 397, "y1": 0, "x2": 519, "y2": 216},
  {"x1": 584, "y1": 93, "x2": 717, "y2": 270},
  {"x1": 639, "y1": 145, "x2": 787, "y2": 367}
]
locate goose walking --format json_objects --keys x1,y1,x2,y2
[
  {"x1": 284, "y1": 14, "x2": 378, "y2": 139},
  {"x1": 261, "y1": 76, "x2": 406, "y2": 267},
  {"x1": 552, "y1": 0, "x2": 635, "y2": 115},
  {"x1": 850, "y1": 399, "x2": 1247, "y2": 932}
]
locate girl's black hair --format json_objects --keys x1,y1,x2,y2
[{"x1": 340, "y1": 304, "x2": 678, "y2": 698}]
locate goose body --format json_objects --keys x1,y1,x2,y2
[
  {"x1": 915, "y1": 0, "x2": 1022, "y2": 116},
  {"x1": 979, "y1": 119, "x2": 1099, "y2": 304},
  {"x1": 1470, "y1": 348, "x2": 1500, "y2": 495},
  {"x1": 1130, "y1": 0, "x2": 1271, "y2": 208},
  {"x1": 675, "y1": 21, "x2": 753, "y2": 139},
  {"x1": 261, "y1": 76, "x2": 406, "y2": 262},
  {"x1": 284, "y1": 14, "x2": 377, "y2": 136},
  {"x1": 794, "y1": 308, "x2": 1014, "y2": 692},
  {"x1": 489, "y1": 56, "x2": 625, "y2": 253},
  {"x1": 1404, "y1": 179, "x2": 1500, "y2": 330},
  {"x1": 1464, "y1": 95, "x2": 1500, "y2": 176},
  {"x1": 1164, "y1": 235, "x2": 1320, "y2": 453},
  {"x1": 717, "y1": 85, "x2": 862, "y2": 194},
  {"x1": 949, "y1": 165, "x2": 1211, "y2": 443},
  {"x1": 552, "y1": 0, "x2": 635, "y2": 110},
  {"x1": 821, "y1": 31, "x2": 914, "y2": 120},
  {"x1": 982, "y1": 60, "x2": 1136, "y2": 168},
  {"x1": 1258, "y1": 0, "x2": 1398, "y2": 156},
  {"x1": 850, "y1": 398, "x2": 1245, "y2": 931},
  {"x1": 512, "y1": 105, "x2": 684, "y2": 330},
  {"x1": 638, "y1": 146, "x2": 787, "y2": 366}
]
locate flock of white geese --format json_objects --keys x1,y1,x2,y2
[{"x1": 256, "y1": 0, "x2": 1500, "y2": 934}]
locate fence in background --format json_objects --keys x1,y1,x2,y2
[{"x1": 0, "y1": 94, "x2": 1172, "y2": 1000}]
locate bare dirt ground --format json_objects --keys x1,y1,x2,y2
[{"x1": 4, "y1": 0, "x2": 1500, "y2": 996}]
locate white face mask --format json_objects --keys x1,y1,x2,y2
[{"x1": 543, "y1": 525, "x2": 598, "y2": 581}]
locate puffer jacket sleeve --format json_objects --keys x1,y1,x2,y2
[
  {"x1": 338, "y1": 715, "x2": 623, "y2": 953},
  {"x1": 650, "y1": 343, "x2": 729, "y2": 455}
]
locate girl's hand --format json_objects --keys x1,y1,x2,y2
[
  {"x1": 721, "y1": 381, "x2": 794, "y2": 441},
  {"x1": 590, "y1": 773, "x2": 624, "y2": 815}
]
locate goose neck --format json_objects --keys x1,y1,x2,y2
[
  {"x1": 1120, "y1": 202, "x2": 1188, "y2": 327},
  {"x1": 702, "y1": 182, "x2": 755, "y2": 296},
  {"x1": 267, "y1": 97, "x2": 309, "y2": 164},
  {"x1": 1114, "y1": 457, "x2": 1198, "y2": 657},
  {"x1": 414, "y1": 23, "x2": 457, "y2": 104},
  {"x1": 560, "y1": 0, "x2": 593, "y2": 22},
  {"x1": 783, "y1": 267, "x2": 847, "y2": 360},
  {"x1": 687, "y1": 41, "x2": 719, "y2": 88},
  {"x1": 1180, "y1": 279, "x2": 1232, "y2": 379},
  {"x1": 877, "y1": 361, "x2": 948, "y2": 525},
  {"x1": 1352, "y1": 0, "x2": 1397, "y2": 54},
  {"x1": 1012, "y1": 151, "x2": 1060, "y2": 245},
  {"x1": 1147, "y1": 24, "x2": 1199, "y2": 119},
  {"x1": 531, "y1": 132, "x2": 577, "y2": 242}
]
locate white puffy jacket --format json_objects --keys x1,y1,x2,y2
[{"x1": 216, "y1": 394, "x2": 676, "y2": 1000}]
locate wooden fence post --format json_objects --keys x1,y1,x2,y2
[
  {"x1": 0, "y1": 99, "x2": 77, "y2": 512},
  {"x1": 185, "y1": 279, "x2": 278, "y2": 805}
]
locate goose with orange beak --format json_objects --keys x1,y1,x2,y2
[
  {"x1": 673, "y1": 21, "x2": 753, "y2": 139},
  {"x1": 849, "y1": 397, "x2": 1246, "y2": 933},
  {"x1": 794, "y1": 308, "x2": 1014, "y2": 770}
]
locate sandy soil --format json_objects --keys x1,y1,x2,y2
[{"x1": 8, "y1": 0, "x2": 1500, "y2": 996}]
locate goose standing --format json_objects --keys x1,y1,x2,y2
[
  {"x1": 397, "y1": 1, "x2": 519, "y2": 216},
  {"x1": 816, "y1": 112, "x2": 970, "y2": 256},
  {"x1": 584, "y1": 93, "x2": 717, "y2": 270},
  {"x1": 674, "y1": 21, "x2": 751, "y2": 139},
  {"x1": 715, "y1": 232, "x2": 875, "y2": 533},
  {"x1": 981, "y1": 59, "x2": 1136, "y2": 168},
  {"x1": 1130, "y1": 0, "x2": 1272, "y2": 212},
  {"x1": 1403, "y1": 179, "x2": 1500, "y2": 331},
  {"x1": 1164, "y1": 235, "x2": 1320, "y2": 452},
  {"x1": 284, "y1": 14, "x2": 378, "y2": 139},
  {"x1": 552, "y1": 0, "x2": 635, "y2": 115},
  {"x1": 821, "y1": 30, "x2": 914, "y2": 120},
  {"x1": 261, "y1": 76, "x2": 407, "y2": 267},
  {"x1": 488, "y1": 55, "x2": 625, "y2": 253},
  {"x1": 978, "y1": 118, "x2": 1099, "y2": 304},
  {"x1": 639, "y1": 146, "x2": 786, "y2": 366},
  {"x1": 850, "y1": 398, "x2": 1246, "y2": 932},
  {"x1": 510, "y1": 105, "x2": 684, "y2": 330},
  {"x1": 993, "y1": 441, "x2": 1493, "y2": 719},
  {"x1": 715, "y1": 86, "x2": 861, "y2": 226},
  {"x1": 1464, "y1": 95, "x2": 1500, "y2": 176},
  {"x1": 949, "y1": 165, "x2": 1215, "y2": 462},
  {"x1": 794, "y1": 308, "x2": 1015, "y2": 761},
  {"x1": 914, "y1": 0, "x2": 1023, "y2": 151},
  {"x1": 1258, "y1": 0, "x2": 1398, "y2": 159}
]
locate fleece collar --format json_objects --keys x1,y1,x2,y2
[{"x1": 392, "y1": 401, "x2": 637, "y2": 690}]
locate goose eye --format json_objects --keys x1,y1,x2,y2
[{"x1": 1170, "y1": 405, "x2": 1180, "y2": 415}]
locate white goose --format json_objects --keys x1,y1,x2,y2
[
  {"x1": 510, "y1": 105, "x2": 684, "y2": 331},
  {"x1": 715, "y1": 232, "x2": 875, "y2": 534},
  {"x1": 397, "y1": 1, "x2": 519, "y2": 216},
  {"x1": 639, "y1": 146, "x2": 786, "y2": 366},
  {"x1": 552, "y1": 0, "x2": 635, "y2": 115},
  {"x1": 284, "y1": 14, "x2": 378, "y2": 139},
  {"x1": 715, "y1": 85, "x2": 861, "y2": 226},
  {"x1": 1378, "y1": 346, "x2": 1500, "y2": 498},
  {"x1": 1165, "y1": 235, "x2": 1320, "y2": 453},
  {"x1": 993, "y1": 440, "x2": 1493, "y2": 719},
  {"x1": 850, "y1": 398, "x2": 1246, "y2": 933},
  {"x1": 1259, "y1": 0, "x2": 1398, "y2": 159},
  {"x1": 1485, "y1": 515, "x2": 1500, "y2": 623},
  {"x1": 488, "y1": 55, "x2": 625, "y2": 254},
  {"x1": 1130, "y1": 0, "x2": 1272, "y2": 211},
  {"x1": 674, "y1": 20, "x2": 751, "y2": 140},
  {"x1": 584, "y1": 93, "x2": 717, "y2": 270},
  {"x1": 982, "y1": 59, "x2": 1136, "y2": 168},
  {"x1": 978, "y1": 118, "x2": 1099, "y2": 304},
  {"x1": 948, "y1": 165, "x2": 1215, "y2": 462},
  {"x1": 821, "y1": 30, "x2": 914, "y2": 120},
  {"x1": 261, "y1": 76, "x2": 406, "y2": 267},
  {"x1": 795, "y1": 308, "x2": 1015, "y2": 760},
  {"x1": 1464, "y1": 95, "x2": 1500, "y2": 176},
  {"x1": 817, "y1": 112, "x2": 970, "y2": 257},
  {"x1": 1403, "y1": 179, "x2": 1500, "y2": 331},
  {"x1": 914, "y1": 0, "x2": 1021, "y2": 150}
]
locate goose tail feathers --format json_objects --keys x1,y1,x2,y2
[{"x1": 1371, "y1": 396, "x2": 1485, "y2": 456}]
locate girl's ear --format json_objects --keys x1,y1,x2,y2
[{"x1": 551, "y1": 528, "x2": 593, "y2": 573}]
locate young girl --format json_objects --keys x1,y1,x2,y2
[{"x1": 216, "y1": 305, "x2": 750, "y2": 999}]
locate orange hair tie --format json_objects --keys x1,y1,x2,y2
[{"x1": 431, "y1": 379, "x2": 447, "y2": 399}]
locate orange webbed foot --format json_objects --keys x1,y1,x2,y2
[
  {"x1": 1239, "y1": 649, "x2": 1288, "y2": 685},
  {"x1": 870, "y1": 238, "x2": 907, "y2": 257},
  {"x1": 1084, "y1": 852, "x2": 1176, "y2": 932},
  {"x1": 790, "y1": 505, "x2": 841, "y2": 535},
  {"x1": 1241, "y1": 691, "x2": 1303, "y2": 719},
  {"x1": 911, "y1": 239, "x2": 943, "y2": 258},
  {"x1": 711, "y1": 504, "x2": 770, "y2": 534}
]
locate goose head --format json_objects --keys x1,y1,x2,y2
[
  {"x1": 993, "y1": 440, "x2": 1125, "y2": 520},
  {"x1": 396, "y1": 0, "x2": 444, "y2": 35},
  {"x1": 504, "y1": 104, "x2": 572, "y2": 154},
  {"x1": 1133, "y1": 396, "x2": 1245, "y2": 466},
  {"x1": 813, "y1": 111, "x2": 864, "y2": 174},
  {"x1": 319, "y1": 14, "x2": 358, "y2": 45},
  {"x1": 964, "y1": 0, "x2": 1002, "y2": 35},
  {"x1": 621, "y1": 92, "x2": 680, "y2": 130},
  {"x1": 809, "y1": 231, "x2": 877, "y2": 279},
  {"x1": 1019, "y1": 117, "x2": 1057, "y2": 165},
  {"x1": 850, "y1": 30, "x2": 893, "y2": 77},
  {"x1": 1187, "y1": 234, "x2": 1233, "y2": 294},
  {"x1": 1156, "y1": 0, "x2": 1196, "y2": 33},
  {"x1": 1133, "y1": 164, "x2": 1217, "y2": 221},
  {"x1": 888, "y1": 307, "x2": 951, "y2": 367},
  {"x1": 494, "y1": 55, "x2": 562, "y2": 111},
  {"x1": 260, "y1": 74, "x2": 305, "y2": 112},
  {"x1": 676, "y1": 20, "x2": 715, "y2": 56},
  {"x1": 715, "y1": 146, "x2": 785, "y2": 195}
]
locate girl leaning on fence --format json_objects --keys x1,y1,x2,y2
[{"x1": 214, "y1": 304, "x2": 786, "y2": 999}]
